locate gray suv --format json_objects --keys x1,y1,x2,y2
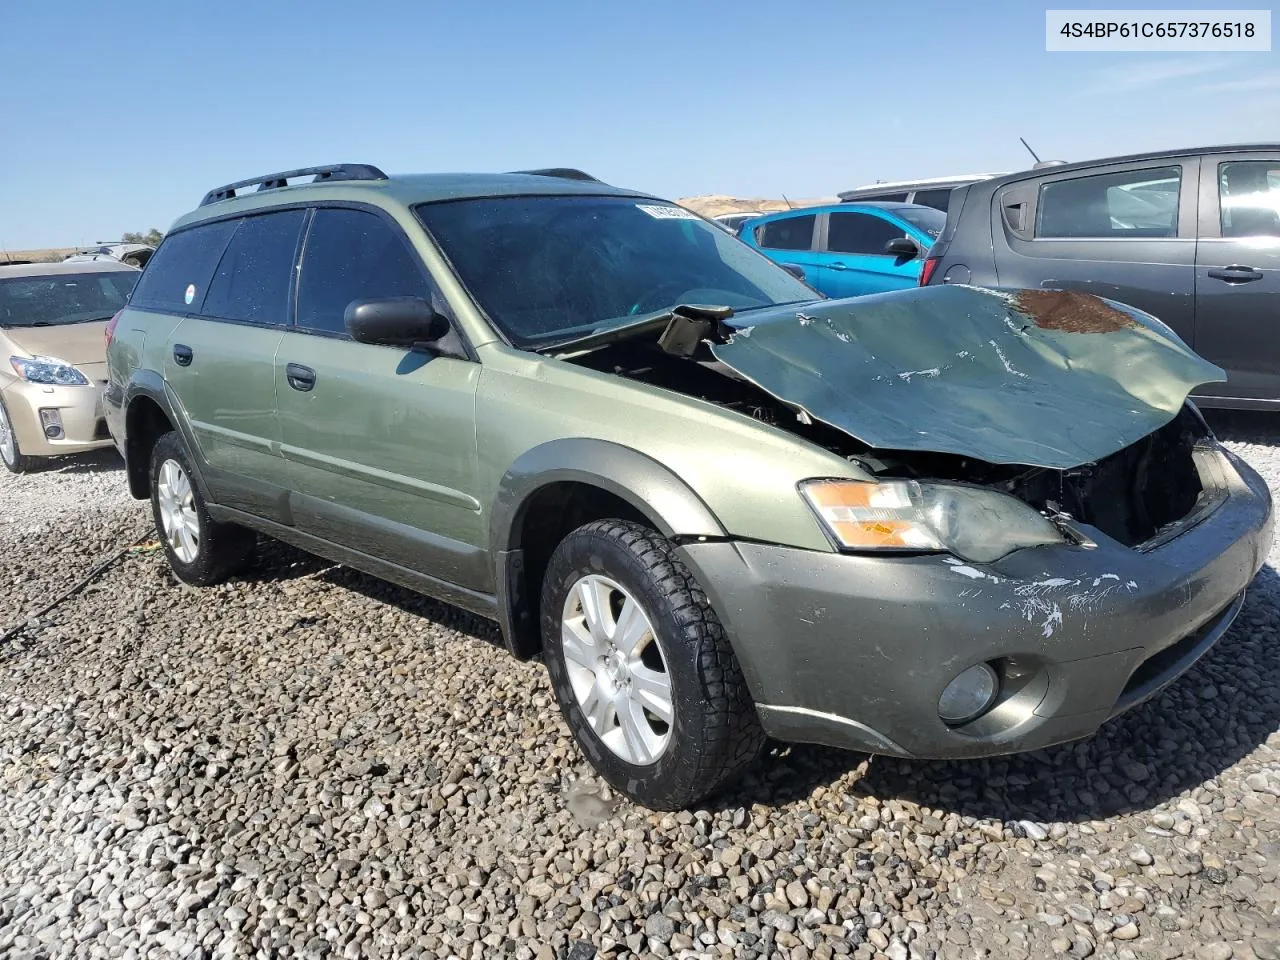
[{"x1": 923, "y1": 144, "x2": 1280, "y2": 409}]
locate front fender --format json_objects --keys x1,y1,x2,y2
[
  {"x1": 490, "y1": 437, "x2": 726, "y2": 556},
  {"x1": 489, "y1": 438, "x2": 727, "y2": 659}
]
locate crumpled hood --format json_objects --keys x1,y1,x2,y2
[
  {"x1": 4, "y1": 321, "x2": 109, "y2": 367},
  {"x1": 712, "y1": 285, "x2": 1224, "y2": 470}
]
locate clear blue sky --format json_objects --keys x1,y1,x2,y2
[{"x1": 2, "y1": 0, "x2": 1276, "y2": 249}]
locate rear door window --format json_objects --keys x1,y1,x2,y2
[
  {"x1": 1036, "y1": 166, "x2": 1181, "y2": 239},
  {"x1": 128, "y1": 220, "x2": 237, "y2": 313},
  {"x1": 296, "y1": 208, "x2": 430, "y2": 336},
  {"x1": 201, "y1": 210, "x2": 307, "y2": 325},
  {"x1": 825, "y1": 211, "x2": 905, "y2": 255},
  {"x1": 1219, "y1": 161, "x2": 1280, "y2": 237},
  {"x1": 755, "y1": 214, "x2": 817, "y2": 250}
]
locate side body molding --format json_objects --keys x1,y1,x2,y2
[{"x1": 490, "y1": 438, "x2": 727, "y2": 658}]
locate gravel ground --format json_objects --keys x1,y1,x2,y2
[{"x1": 2, "y1": 416, "x2": 1279, "y2": 960}]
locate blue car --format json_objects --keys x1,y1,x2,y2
[{"x1": 739, "y1": 202, "x2": 944, "y2": 298}]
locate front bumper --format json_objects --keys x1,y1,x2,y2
[
  {"x1": 679, "y1": 444, "x2": 1274, "y2": 759},
  {"x1": 1, "y1": 372, "x2": 113, "y2": 458}
]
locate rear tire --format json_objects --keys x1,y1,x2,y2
[
  {"x1": 149, "y1": 431, "x2": 255, "y2": 586},
  {"x1": 0, "y1": 398, "x2": 35, "y2": 474},
  {"x1": 541, "y1": 519, "x2": 765, "y2": 809}
]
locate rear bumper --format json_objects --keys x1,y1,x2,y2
[
  {"x1": 679, "y1": 444, "x2": 1273, "y2": 759},
  {"x1": 1, "y1": 378, "x2": 113, "y2": 457}
]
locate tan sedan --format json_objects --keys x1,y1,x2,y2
[{"x1": 0, "y1": 260, "x2": 139, "y2": 472}]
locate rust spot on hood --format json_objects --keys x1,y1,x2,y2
[{"x1": 1012, "y1": 289, "x2": 1137, "y2": 334}]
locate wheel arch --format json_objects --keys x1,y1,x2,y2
[
  {"x1": 491, "y1": 438, "x2": 726, "y2": 660},
  {"x1": 122, "y1": 374, "x2": 192, "y2": 500}
]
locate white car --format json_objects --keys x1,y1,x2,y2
[
  {"x1": 711, "y1": 212, "x2": 762, "y2": 234},
  {"x1": 64, "y1": 243, "x2": 154, "y2": 268}
]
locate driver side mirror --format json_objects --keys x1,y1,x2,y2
[
  {"x1": 780, "y1": 263, "x2": 807, "y2": 281},
  {"x1": 885, "y1": 237, "x2": 921, "y2": 260},
  {"x1": 345, "y1": 297, "x2": 450, "y2": 348}
]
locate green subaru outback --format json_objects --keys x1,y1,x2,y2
[{"x1": 105, "y1": 164, "x2": 1273, "y2": 809}]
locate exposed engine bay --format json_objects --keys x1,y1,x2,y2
[{"x1": 565, "y1": 335, "x2": 1210, "y2": 550}]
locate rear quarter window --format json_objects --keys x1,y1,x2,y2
[{"x1": 129, "y1": 220, "x2": 237, "y2": 313}]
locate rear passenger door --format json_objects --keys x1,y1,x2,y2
[
  {"x1": 154, "y1": 211, "x2": 303, "y2": 519},
  {"x1": 992, "y1": 160, "x2": 1199, "y2": 346},
  {"x1": 275, "y1": 206, "x2": 486, "y2": 590},
  {"x1": 818, "y1": 210, "x2": 920, "y2": 297},
  {"x1": 1193, "y1": 153, "x2": 1280, "y2": 405},
  {"x1": 744, "y1": 213, "x2": 824, "y2": 287}
]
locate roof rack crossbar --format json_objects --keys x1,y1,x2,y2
[
  {"x1": 508, "y1": 167, "x2": 599, "y2": 182},
  {"x1": 199, "y1": 164, "x2": 388, "y2": 206}
]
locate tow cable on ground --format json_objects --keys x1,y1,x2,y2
[{"x1": 0, "y1": 524, "x2": 157, "y2": 645}]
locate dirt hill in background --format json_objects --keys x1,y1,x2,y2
[
  {"x1": 3, "y1": 248, "x2": 77, "y2": 264},
  {"x1": 678, "y1": 195, "x2": 836, "y2": 218}
]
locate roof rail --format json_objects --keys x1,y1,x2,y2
[
  {"x1": 199, "y1": 163, "x2": 388, "y2": 207},
  {"x1": 508, "y1": 167, "x2": 599, "y2": 182}
]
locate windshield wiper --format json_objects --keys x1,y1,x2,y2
[{"x1": 536, "y1": 303, "x2": 736, "y2": 356}]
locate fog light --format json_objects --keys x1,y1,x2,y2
[
  {"x1": 39, "y1": 408, "x2": 64, "y2": 439},
  {"x1": 938, "y1": 663, "x2": 999, "y2": 725}
]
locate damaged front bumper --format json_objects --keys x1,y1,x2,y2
[{"x1": 678, "y1": 444, "x2": 1274, "y2": 759}]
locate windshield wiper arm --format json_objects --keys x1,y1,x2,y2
[{"x1": 537, "y1": 303, "x2": 736, "y2": 356}]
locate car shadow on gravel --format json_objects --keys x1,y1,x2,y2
[
  {"x1": 18, "y1": 448, "x2": 124, "y2": 475},
  {"x1": 713, "y1": 564, "x2": 1280, "y2": 822},
  {"x1": 243, "y1": 537, "x2": 504, "y2": 647}
]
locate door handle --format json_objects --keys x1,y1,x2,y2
[
  {"x1": 285, "y1": 363, "x2": 317, "y2": 392},
  {"x1": 826, "y1": 262, "x2": 848, "y2": 271},
  {"x1": 1207, "y1": 265, "x2": 1264, "y2": 283},
  {"x1": 172, "y1": 344, "x2": 193, "y2": 367}
]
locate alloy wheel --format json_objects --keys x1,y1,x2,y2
[
  {"x1": 560, "y1": 574, "x2": 674, "y2": 765},
  {"x1": 157, "y1": 459, "x2": 200, "y2": 564}
]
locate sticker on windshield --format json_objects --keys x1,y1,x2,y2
[
  {"x1": 636, "y1": 203, "x2": 699, "y2": 221},
  {"x1": 184, "y1": 284, "x2": 196, "y2": 306}
]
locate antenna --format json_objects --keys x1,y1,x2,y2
[
  {"x1": 781, "y1": 194, "x2": 794, "y2": 209},
  {"x1": 1019, "y1": 137, "x2": 1043, "y2": 164}
]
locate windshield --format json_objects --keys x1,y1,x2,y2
[
  {"x1": 893, "y1": 205, "x2": 947, "y2": 239},
  {"x1": 415, "y1": 195, "x2": 817, "y2": 346},
  {"x1": 0, "y1": 271, "x2": 137, "y2": 327}
]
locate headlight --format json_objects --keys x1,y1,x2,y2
[
  {"x1": 800, "y1": 479, "x2": 1063, "y2": 563},
  {"x1": 8, "y1": 355, "x2": 90, "y2": 386}
]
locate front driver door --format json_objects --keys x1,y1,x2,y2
[
  {"x1": 1193, "y1": 153, "x2": 1280, "y2": 405},
  {"x1": 819, "y1": 210, "x2": 921, "y2": 297},
  {"x1": 274, "y1": 206, "x2": 487, "y2": 591}
]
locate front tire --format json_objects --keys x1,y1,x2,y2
[
  {"x1": 149, "y1": 432, "x2": 255, "y2": 585},
  {"x1": 0, "y1": 398, "x2": 35, "y2": 474},
  {"x1": 541, "y1": 519, "x2": 765, "y2": 809}
]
